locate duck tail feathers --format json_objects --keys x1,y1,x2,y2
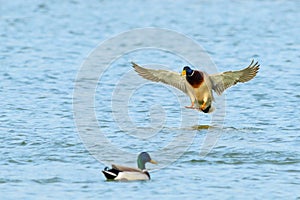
[
  {"x1": 102, "y1": 167, "x2": 120, "y2": 180},
  {"x1": 202, "y1": 105, "x2": 215, "y2": 113}
]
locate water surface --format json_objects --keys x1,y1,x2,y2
[{"x1": 1, "y1": 0, "x2": 300, "y2": 199}]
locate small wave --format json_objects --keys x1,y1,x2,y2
[{"x1": 32, "y1": 177, "x2": 63, "y2": 184}]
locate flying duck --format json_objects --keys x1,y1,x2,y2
[
  {"x1": 102, "y1": 152, "x2": 157, "y2": 181},
  {"x1": 132, "y1": 60, "x2": 259, "y2": 113}
]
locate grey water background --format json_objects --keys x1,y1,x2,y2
[{"x1": 1, "y1": 0, "x2": 300, "y2": 199}]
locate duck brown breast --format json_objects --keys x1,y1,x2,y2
[{"x1": 186, "y1": 71, "x2": 204, "y2": 88}]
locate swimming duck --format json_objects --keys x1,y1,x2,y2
[
  {"x1": 102, "y1": 152, "x2": 157, "y2": 181},
  {"x1": 132, "y1": 60, "x2": 259, "y2": 113}
]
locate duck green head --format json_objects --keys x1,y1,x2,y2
[
  {"x1": 137, "y1": 152, "x2": 157, "y2": 170},
  {"x1": 182, "y1": 66, "x2": 194, "y2": 76}
]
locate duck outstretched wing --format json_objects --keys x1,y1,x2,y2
[
  {"x1": 209, "y1": 60, "x2": 260, "y2": 95},
  {"x1": 132, "y1": 62, "x2": 190, "y2": 95}
]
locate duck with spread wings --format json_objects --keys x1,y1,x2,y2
[{"x1": 132, "y1": 60, "x2": 259, "y2": 113}]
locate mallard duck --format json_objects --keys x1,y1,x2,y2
[
  {"x1": 102, "y1": 152, "x2": 157, "y2": 181},
  {"x1": 132, "y1": 60, "x2": 259, "y2": 113}
]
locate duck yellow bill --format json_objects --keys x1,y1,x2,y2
[
  {"x1": 181, "y1": 70, "x2": 186, "y2": 76},
  {"x1": 150, "y1": 159, "x2": 158, "y2": 164}
]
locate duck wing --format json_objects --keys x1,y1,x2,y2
[
  {"x1": 209, "y1": 60, "x2": 260, "y2": 95},
  {"x1": 112, "y1": 164, "x2": 143, "y2": 172},
  {"x1": 132, "y1": 62, "x2": 191, "y2": 95}
]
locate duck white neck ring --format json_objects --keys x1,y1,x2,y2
[{"x1": 189, "y1": 71, "x2": 195, "y2": 77}]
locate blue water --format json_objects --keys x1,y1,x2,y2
[{"x1": 1, "y1": 0, "x2": 300, "y2": 199}]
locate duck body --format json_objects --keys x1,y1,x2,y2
[
  {"x1": 102, "y1": 165, "x2": 150, "y2": 181},
  {"x1": 183, "y1": 67, "x2": 215, "y2": 113},
  {"x1": 102, "y1": 152, "x2": 157, "y2": 181}
]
